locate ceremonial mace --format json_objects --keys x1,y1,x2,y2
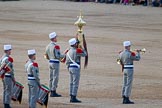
[{"x1": 74, "y1": 11, "x2": 88, "y2": 68}]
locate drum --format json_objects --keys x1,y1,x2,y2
[
  {"x1": 0, "y1": 63, "x2": 6, "y2": 79},
  {"x1": 0, "y1": 70, "x2": 5, "y2": 79},
  {"x1": 12, "y1": 81, "x2": 24, "y2": 103},
  {"x1": 37, "y1": 84, "x2": 50, "y2": 105}
]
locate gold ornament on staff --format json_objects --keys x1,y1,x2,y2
[
  {"x1": 74, "y1": 11, "x2": 88, "y2": 68},
  {"x1": 74, "y1": 10, "x2": 86, "y2": 33}
]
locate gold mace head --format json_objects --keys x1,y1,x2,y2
[{"x1": 74, "y1": 11, "x2": 86, "y2": 33}]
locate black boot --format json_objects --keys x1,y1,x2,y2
[
  {"x1": 50, "y1": 90, "x2": 62, "y2": 97},
  {"x1": 122, "y1": 96, "x2": 126, "y2": 104},
  {"x1": 4, "y1": 104, "x2": 11, "y2": 108},
  {"x1": 70, "y1": 95, "x2": 81, "y2": 103},
  {"x1": 123, "y1": 97, "x2": 134, "y2": 104}
]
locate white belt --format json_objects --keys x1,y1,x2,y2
[
  {"x1": 5, "y1": 73, "x2": 11, "y2": 77},
  {"x1": 5, "y1": 73, "x2": 11, "y2": 75},
  {"x1": 124, "y1": 65, "x2": 134, "y2": 68},
  {"x1": 50, "y1": 59, "x2": 59, "y2": 61},
  {"x1": 69, "y1": 63, "x2": 79, "y2": 67},
  {"x1": 69, "y1": 63, "x2": 80, "y2": 68},
  {"x1": 28, "y1": 77, "x2": 36, "y2": 80}
]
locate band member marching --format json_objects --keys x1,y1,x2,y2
[
  {"x1": 0, "y1": 44, "x2": 15, "y2": 108},
  {"x1": 118, "y1": 41, "x2": 141, "y2": 104},
  {"x1": 25, "y1": 49, "x2": 40, "y2": 108}
]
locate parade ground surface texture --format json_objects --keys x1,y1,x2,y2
[{"x1": 0, "y1": 0, "x2": 162, "y2": 108}]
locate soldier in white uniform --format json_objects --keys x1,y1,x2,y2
[
  {"x1": 25, "y1": 49, "x2": 40, "y2": 108},
  {"x1": 45, "y1": 32, "x2": 64, "y2": 97},
  {"x1": 119, "y1": 41, "x2": 140, "y2": 104},
  {"x1": 0, "y1": 45, "x2": 15, "y2": 108},
  {"x1": 66, "y1": 38, "x2": 87, "y2": 103}
]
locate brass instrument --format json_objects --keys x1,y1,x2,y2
[
  {"x1": 117, "y1": 48, "x2": 146, "y2": 64},
  {"x1": 60, "y1": 48, "x2": 69, "y2": 63},
  {"x1": 44, "y1": 54, "x2": 49, "y2": 60},
  {"x1": 117, "y1": 58, "x2": 121, "y2": 65},
  {"x1": 134, "y1": 48, "x2": 146, "y2": 53}
]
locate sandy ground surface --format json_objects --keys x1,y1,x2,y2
[{"x1": 0, "y1": 1, "x2": 162, "y2": 108}]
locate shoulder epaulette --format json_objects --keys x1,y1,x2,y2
[
  {"x1": 33, "y1": 62, "x2": 38, "y2": 67},
  {"x1": 76, "y1": 48, "x2": 83, "y2": 54},
  {"x1": 55, "y1": 45, "x2": 60, "y2": 50},
  {"x1": 8, "y1": 57, "x2": 13, "y2": 63},
  {"x1": 131, "y1": 52, "x2": 136, "y2": 56}
]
